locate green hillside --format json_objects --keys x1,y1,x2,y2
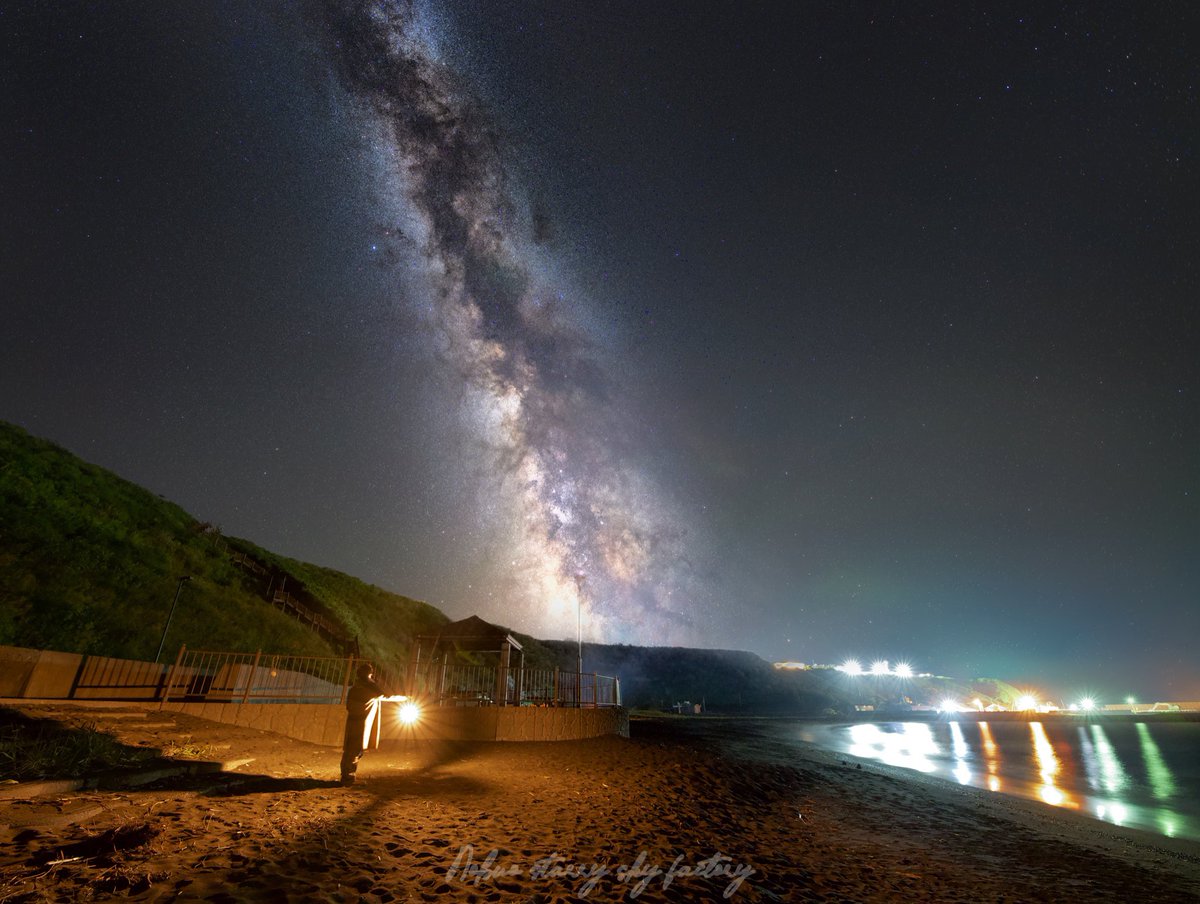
[
  {"x1": 0, "y1": 421, "x2": 442, "y2": 670},
  {"x1": 1, "y1": 420, "x2": 1034, "y2": 714}
]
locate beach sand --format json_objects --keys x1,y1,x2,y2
[{"x1": 1, "y1": 706, "x2": 1198, "y2": 902}]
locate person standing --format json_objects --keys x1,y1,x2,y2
[{"x1": 341, "y1": 663, "x2": 386, "y2": 785}]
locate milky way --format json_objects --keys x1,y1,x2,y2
[{"x1": 309, "y1": 0, "x2": 700, "y2": 642}]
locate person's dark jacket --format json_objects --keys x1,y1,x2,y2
[{"x1": 346, "y1": 676, "x2": 386, "y2": 719}]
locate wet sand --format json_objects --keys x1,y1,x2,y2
[{"x1": 1, "y1": 706, "x2": 1198, "y2": 902}]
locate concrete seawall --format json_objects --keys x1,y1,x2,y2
[{"x1": 159, "y1": 700, "x2": 630, "y2": 746}]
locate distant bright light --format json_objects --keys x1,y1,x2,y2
[
  {"x1": 871, "y1": 660, "x2": 890, "y2": 676},
  {"x1": 1016, "y1": 695, "x2": 1037, "y2": 711},
  {"x1": 893, "y1": 662, "x2": 913, "y2": 678},
  {"x1": 840, "y1": 659, "x2": 863, "y2": 676},
  {"x1": 972, "y1": 698, "x2": 984, "y2": 711},
  {"x1": 940, "y1": 698, "x2": 960, "y2": 713},
  {"x1": 398, "y1": 702, "x2": 421, "y2": 725},
  {"x1": 1080, "y1": 698, "x2": 1096, "y2": 712}
]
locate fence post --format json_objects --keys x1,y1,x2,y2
[
  {"x1": 160, "y1": 644, "x2": 187, "y2": 709},
  {"x1": 553, "y1": 668, "x2": 559, "y2": 707},
  {"x1": 241, "y1": 649, "x2": 262, "y2": 704},
  {"x1": 615, "y1": 677, "x2": 621, "y2": 707},
  {"x1": 340, "y1": 655, "x2": 356, "y2": 706}
]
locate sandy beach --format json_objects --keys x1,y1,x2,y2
[{"x1": 2, "y1": 706, "x2": 1199, "y2": 902}]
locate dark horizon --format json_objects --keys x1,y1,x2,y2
[{"x1": 1, "y1": 2, "x2": 1196, "y2": 702}]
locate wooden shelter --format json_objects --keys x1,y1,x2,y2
[{"x1": 409, "y1": 615, "x2": 525, "y2": 706}]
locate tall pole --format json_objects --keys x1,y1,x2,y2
[
  {"x1": 573, "y1": 573, "x2": 585, "y2": 683},
  {"x1": 155, "y1": 576, "x2": 191, "y2": 664}
]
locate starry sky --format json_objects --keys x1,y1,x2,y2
[{"x1": 1, "y1": 1, "x2": 1196, "y2": 701}]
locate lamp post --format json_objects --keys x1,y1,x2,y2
[{"x1": 155, "y1": 576, "x2": 191, "y2": 663}]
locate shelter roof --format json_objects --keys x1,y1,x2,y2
[{"x1": 420, "y1": 615, "x2": 523, "y2": 652}]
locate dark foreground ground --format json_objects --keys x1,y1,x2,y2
[{"x1": 1, "y1": 705, "x2": 1198, "y2": 902}]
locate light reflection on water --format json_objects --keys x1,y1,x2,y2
[{"x1": 794, "y1": 720, "x2": 1200, "y2": 841}]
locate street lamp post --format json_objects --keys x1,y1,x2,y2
[{"x1": 155, "y1": 576, "x2": 191, "y2": 664}]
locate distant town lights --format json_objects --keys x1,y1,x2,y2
[
  {"x1": 1080, "y1": 697, "x2": 1096, "y2": 712},
  {"x1": 836, "y1": 658, "x2": 919, "y2": 677}
]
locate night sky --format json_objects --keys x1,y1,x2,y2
[{"x1": 2, "y1": 2, "x2": 1196, "y2": 701}]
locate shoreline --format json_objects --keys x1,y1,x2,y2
[{"x1": 1, "y1": 705, "x2": 1198, "y2": 901}]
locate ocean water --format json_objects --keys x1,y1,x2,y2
[{"x1": 777, "y1": 718, "x2": 1200, "y2": 841}]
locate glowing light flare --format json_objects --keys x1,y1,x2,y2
[
  {"x1": 398, "y1": 702, "x2": 421, "y2": 725},
  {"x1": 892, "y1": 662, "x2": 913, "y2": 678},
  {"x1": 839, "y1": 659, "x2": 863, "y2": 676},
  {"x1": 939, "y1": 698, "x2": 961, "y2": 713},
  {"x1": 870, "y1": 660, "x2": 890, "y2": 676},
  {"x1": 1079, "y1": 697, "x2": 1096, "y2": 712},
  {"x1": 1016, "y1": 694, "x2": 1038, "y2": 712}
]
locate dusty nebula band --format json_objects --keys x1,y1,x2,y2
[{"x1": 309, "y1": 0, "x2": 699, "y2": 642}]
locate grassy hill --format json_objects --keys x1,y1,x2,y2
[
  {"x1": 0, "y1": 421, "x2": 444, "y2": 670},
  {"x1": 1, "y1": 420, "x2": 1030, "y2": 714}
]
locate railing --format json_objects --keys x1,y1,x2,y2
[
  {"x1": 162, "y1": 647, "x2": 357, "y2": 705},
  {"x1": 152, "y1": 648, "x2": 621, "y2": 709},
  {"x1": 411, "y1": 662, "x2": 621, "y2": 709}
]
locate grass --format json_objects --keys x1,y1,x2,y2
[
  {"x1": 0, "y1": 716, "x2": 159, "y2": 782},
  {"x1": 0, "y1": 420, "x2": 448, "y2": 671}
]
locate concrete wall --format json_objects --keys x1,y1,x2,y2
[
  {"x1": 160, "y1": 701, "x2": 348, "y2": 747},
  {"x1": 1, "y1": 643, "x2": 628, "y2": 745},
  {"x1": 159, "y1": 700, "x2": 629, "y2": 747},
  {"x1": 0, "y1": 645, "x2": 84, "y2": 698}
]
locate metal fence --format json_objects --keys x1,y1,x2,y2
[
  {"x1": 411, "y1": 662, "x2": 621, "y2": 708},
  {"x1": 162, "y1": 647, "x2": 356, "y2": 705},
  {"x1": 153, "y1": 647, "x2": 620, "y2": 709}
]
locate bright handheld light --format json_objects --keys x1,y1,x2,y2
[{"x1": 398, "y1": 702, "x2": 421, "y2": 725}]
